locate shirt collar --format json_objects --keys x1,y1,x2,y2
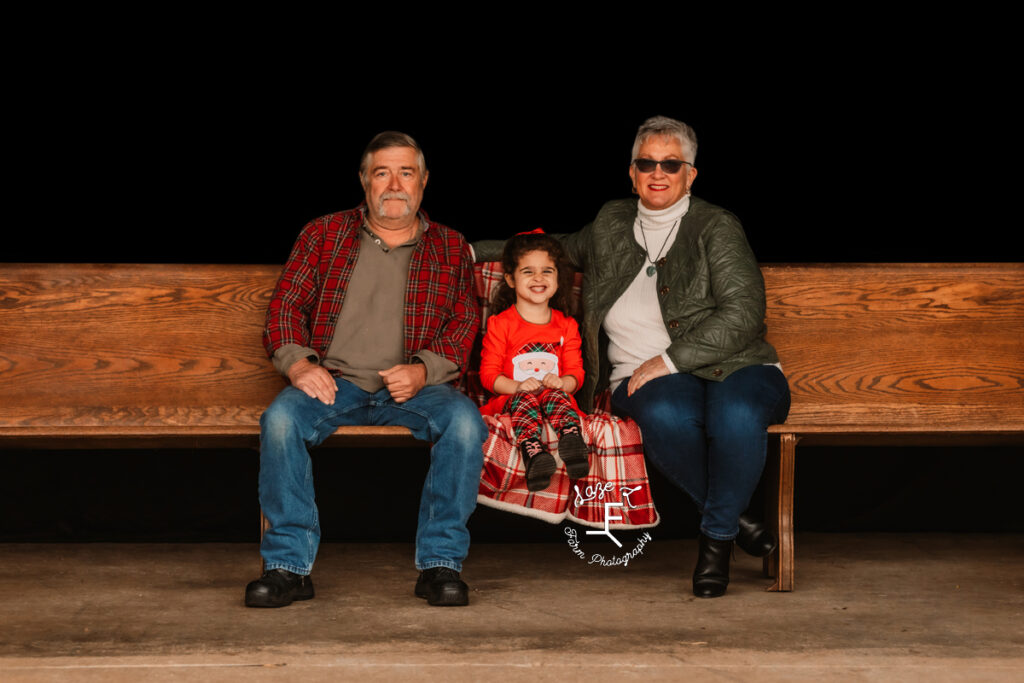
[{"x1": 359, "y1": 207, "x2": 425, "y2": 253}]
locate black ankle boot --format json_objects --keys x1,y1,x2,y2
[
  {"x1": 692, "y1": 534, "x2": 731, "y2": 598},
  {"x1": 736, "y1": 513, "x2": 777, "y2": 557}
]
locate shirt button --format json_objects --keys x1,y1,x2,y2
[
  {"x1": 712, "y1": 369, "x2": 723, "y2": 377},
  {"x1": 668, "y1": 320, "x2": 679, "y2": 329},
  {"x1": 659, "y1": 286, "x2": 670, "y2": 296},
  {"x1": 657, "y1": 257, "x2": 667, "y2": 267}
]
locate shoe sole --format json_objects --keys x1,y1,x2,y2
[
  {"x1": 737, "y1": 539, "x2": 777, "y2": 558},
  {"x1": 525, "y1": 452, "x2": 557, "y2": 491},
  {"x1": 429, "y1": 583, "x2": 469, "y2": 606},
  {"x1": 693, "y1": 581, "x2": 728, "y2": 598},
  {"x1": 244, "y1": 585, "x2": 315, "y2": 608},
  {"x1": 558, "y1": 433, "x2": 590, "y2": 479},
  {"x1": 415, "y1": 582, "x2": 469, "y2": 606}
]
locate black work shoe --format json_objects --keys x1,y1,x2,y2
[
  {"x1": 736, "y1": 513, "x2": 777, "y2": 557},
  {"x1": 415, "y1": 567, "x2": 469, "y2": 606},
  {"x1": 521, "y1": 438, "x2": 556, "y2": 492},
  {"x1": 557, "y1": 424, "x2": 590, "y2": 479},
  {"x1": 692, "y1": 534, "x2": 732, "y2": 599},
  {"x1": 244, "y1": 568, "x2": 314, "y2": 608}
]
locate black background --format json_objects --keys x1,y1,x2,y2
[{"x1": 3, "y1": 24, "x2": 1020, "y2": 542}]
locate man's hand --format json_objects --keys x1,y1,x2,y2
[
  {"x1": 288, "y1": 357, "x2": 337, "y2": 405},
  {"x1": 379, "y1": 363, "x2": 427, "y2": 403}
]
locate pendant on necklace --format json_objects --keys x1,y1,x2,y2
[{"x1": 646, "y1": 265, "x2": 657, "y2": 277}]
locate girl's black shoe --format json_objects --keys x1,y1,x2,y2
[
  {"x1": 557, "y1": 424, "x2": 589, "y2": 479},
  {"x1": 521, "y1": 438, "x2": 556, "y2": 491}
]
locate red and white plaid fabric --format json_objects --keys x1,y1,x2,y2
[{"x1": 470, "y1": 263, "x2": 659, "y2": 529}]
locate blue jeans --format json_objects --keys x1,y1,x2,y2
[
  {"x1": 258, "y1": 379, "x2": 487, "y2": 575},
  {"x1": 611, "y1": 365, "x2": 790, "y2": 540}
]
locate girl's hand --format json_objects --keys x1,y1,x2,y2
[
  {"x1": 541, "y1": 373, "x2": 564, "y2": 390},
  {"x1": 517, "y1": 377, "x2": 542, "y2": 393}
]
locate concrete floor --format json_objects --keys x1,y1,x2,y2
[{"x1": 0, "y1": 534, "x2": 1022, "y2": 681}]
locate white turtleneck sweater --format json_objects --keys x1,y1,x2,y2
[{"x1": 604, "y1": 196, "x2": 690, "y2": 390}]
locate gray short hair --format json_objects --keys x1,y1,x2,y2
[
  {"x1": 359, "y1": 131, "x2": 427, "y2": 185},
  {"x1": 631, "y1": 115, "x2": 698, "y2": 165}
]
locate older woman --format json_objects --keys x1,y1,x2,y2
[{"x1": 479, "y1": 116, "x2": 790, "y2": 598}]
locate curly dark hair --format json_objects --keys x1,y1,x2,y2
[{"x1": 491, "y1": 232, "x2": 575, "y2": 317}]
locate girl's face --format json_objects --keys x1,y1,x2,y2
[{"x1": 505, "y1": 249, "x2": 558, "y2": 308}]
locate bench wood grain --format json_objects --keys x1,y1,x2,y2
[
  {"x1": 0, "y1": 264, "x2": 425, "y2": 449},
  {"x1": 2, "y1": 262, "x2": 1021, "y2": 591},
  {"x1": 760, "y1": 263, "x2": 1024, "y2": 589}
]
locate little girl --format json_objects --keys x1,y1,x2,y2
[{"x1": 479, "y1": 230, "x2": 589, "y2": 491}]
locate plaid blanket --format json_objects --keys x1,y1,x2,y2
[{"x1": 469, "y1": 263, "x2": 659, "y2": 529}]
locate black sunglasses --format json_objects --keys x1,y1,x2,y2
[{"x1": 633, "y1": 158, "x2": 692, "y2": 174}]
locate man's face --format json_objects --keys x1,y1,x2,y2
[{"x1": 362, "y1": 146, "x2": 428, "y2": 228}]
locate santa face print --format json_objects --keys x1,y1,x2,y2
[{"x1": 512, "y1": 350, "x2": 560, "y2": 382}]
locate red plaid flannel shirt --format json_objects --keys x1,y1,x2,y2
[{"x1": 263, "y1": 205, "x2": 479, "y2": 376}]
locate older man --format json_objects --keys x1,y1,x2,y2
[{"x1": 245, "y1": 131, "x2": 486, "y2": 608}]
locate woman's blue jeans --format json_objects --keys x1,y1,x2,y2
[
  {"x1": 258, "y1": 378, "x2": 487, "y2": 575},
  {"x1": 612, "y1": 365, "x2": 790, "y2": 540}
]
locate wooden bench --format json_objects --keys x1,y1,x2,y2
[
  {"x1": 2, "y1": 262, "x2": 1021, "y2": 591},
  {"x1": 761, "y1": 263, "x2": 1024, "y2": 590},
  {"x1": 0, "y1": 264, "x2": 425, "y2": 451}
]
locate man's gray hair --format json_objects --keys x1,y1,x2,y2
[
  {"x1": 359, "y1": 131, "x2": 427, "y2": 185},
  {"x1": 631, "y1": 115, "x2": 698, "y2": 165}
]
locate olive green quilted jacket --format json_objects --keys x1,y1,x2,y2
[{"x1": 475, "y1": 196, "x2": 779, "y2": 412}]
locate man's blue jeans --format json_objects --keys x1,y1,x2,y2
[
  {"x1": 258, "y1": 378, "x2": 487, "y2": 575},
  {"x1": 612, "y1": 365, "x2": 790, "y2": 540}
]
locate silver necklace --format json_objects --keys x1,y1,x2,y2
[{"x1": 638, "y1": 219, "x2": 679, "y2": 277}]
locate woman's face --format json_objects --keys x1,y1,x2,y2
[{"x1": 629, "y1": 135, "x2": 698, "y2": 211}]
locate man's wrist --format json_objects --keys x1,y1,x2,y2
[
  {"x1": 412, "y1": 360, "x2": 427, "y2": 383},
  {"x1": 287, "y1": 356, "x2": 315, "y2": 382},
  {"x1": 273, "y1": 344, "x2": 319, "y2": 378},
  {"x1": 412, "y1": 350, "x2": 458, "y2": 386}
]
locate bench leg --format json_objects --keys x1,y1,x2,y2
[
  {"x1": 765, "y1": 433, "x2": 798, "y2": 591},
  {"x1": 259, "y1": 509, "x2": 270, "y2": 574}
]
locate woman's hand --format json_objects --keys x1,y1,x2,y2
[
  {"x1": 628, "y1": 356, "x2": 670, "y2": 396},
  {"x1": 517, "y1": 377, "x2": 542, "y2": 393}
]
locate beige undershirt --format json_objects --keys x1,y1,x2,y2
[
  {"x1": 604, "y1": 197, "x2": 689, "y2": 390},
  {"x1": 273, "y1": 219, "x2": 458, "y2": 392}
]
